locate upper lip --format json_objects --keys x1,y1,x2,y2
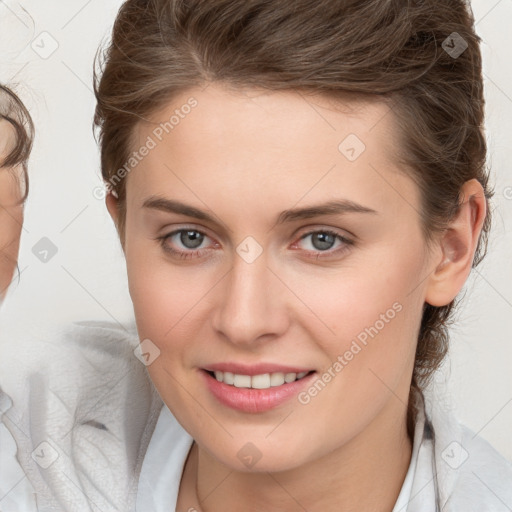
[{"x1": 202, "y1": 362, "x2": 314, "y2": 376}]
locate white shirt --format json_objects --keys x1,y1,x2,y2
[
  {"x1": 136, "y1": 392, "x2": 435, "y2": 512},
  {"x1": 136, "y1": 405, "x2": 193, "y2": 511}
]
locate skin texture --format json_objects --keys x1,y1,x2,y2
[
  {"x1": 0, "y1": 120, "x2": 24, "y2": 303},
  {"x1": 106, "y1": 83, "x2": 486, "y2": 512}
]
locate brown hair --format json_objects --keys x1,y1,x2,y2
[
  {"x1": 93, "y1": 0, "x2": 492, "y2": 438},
  {"x1": 0, "y1": 84, "x2": 33, "y2": 202}
]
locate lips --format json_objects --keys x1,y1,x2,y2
[
  {"x1": 201, "y1": 367, "x2": 318, "y2": 413},
  {"x1": 202, "y1": 362, "x2": 314, "y2": 376}
]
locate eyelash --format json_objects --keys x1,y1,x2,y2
[{"x1": 156, "y1": 227, "x2": 354, "y2": 261}]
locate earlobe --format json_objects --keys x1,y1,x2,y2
[{"x1": 424, "y1": 179, "x2": 487, "y2": 307}]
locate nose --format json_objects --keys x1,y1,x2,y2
[{"x1": 211, "y1": 246, "x2": 290, "y2": 348}]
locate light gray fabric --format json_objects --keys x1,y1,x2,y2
[
  {"x1": 423, "y1": 388, "x2": 512, "y2": 511},
  {"x1": 0, "y1": 321, "x2": 163, "y2": 512},
  {"x1": 0, "y1": 392, "x2": 38, "y2": 510}
]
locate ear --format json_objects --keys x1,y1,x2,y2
[
  {"x1": 424, "y1": 179, "x2": 487, "y2": 307},
  {"x1": 105, "y1": 190, "x2": 119, "y2": 226}
]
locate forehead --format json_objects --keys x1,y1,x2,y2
[
  {"x1": 127, "y1": 84, "x2": 419, "y2": 223},
  {"x1": 136, "y1": 84, "x2": 399, "y2": 162}
]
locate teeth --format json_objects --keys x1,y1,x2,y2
[
  {"x1": 223, "y1": 371, "x2": 234, "y2": 385},
  {"x1": 251, "y1": 373, "x2": 271, "y2": 389},
  {"x1": 270, "y1": 373, "x2": 285, "y2": 386},
  {"x1": 212, "y1": 370, "x2": 310, "y2": 389},
  {"x1": 233, "y1": 374, "x2": 251, "y2": 388}
]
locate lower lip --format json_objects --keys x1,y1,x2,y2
[{"x1": 200, "y1": 369, "x2": 317, "y2": 413}]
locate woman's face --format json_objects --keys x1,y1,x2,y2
[
  {"x1": 0, "y1": 121, "x2": 24, "y2": 302},
  {"x1": 114, "y1": 84, "x2": 443, "y2": 472}
]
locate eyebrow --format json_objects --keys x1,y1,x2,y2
[{"x1": 143, "y1": 196, "x2": 378, "y2": 226}]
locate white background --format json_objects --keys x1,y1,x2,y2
[{"x1": 0, "y1": 0, "x2": 511, "y2": 461}]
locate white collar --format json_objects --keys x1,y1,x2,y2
[{"x1": 136, "y1": 404, "x2": 194, "y2": 511}]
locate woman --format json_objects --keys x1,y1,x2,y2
[
  {"x1": 4, "y1": 0, "x2": 511, "y2": 511},
  {"x1": 92, "y1": 0, "x2": 512, "y2": 511}
]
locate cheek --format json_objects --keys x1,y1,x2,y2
[
  {"x1": 0, "y1": 209, "x2": 22, "y2": 295},
  {"x1": 125, "y1": 240, "x2": 213, "y2": 346},
  {"x1": 126, "y1": 251, "x2": 200, "y2": 400},
  {"x1": 0, "y1": 254, "x2": 17, "y2": 296},
  {"x1": 295, "y1": 273, "x2": 422, "y2": 435},
  {"x1": 300, "y1": 246, "x2": 425, "y2": 382}
]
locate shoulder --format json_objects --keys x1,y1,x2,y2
[
  {"x1": 1, "y1": 320, "x2": 163, "y2": 512},
  {"x1": 452, "y1": 423, "x2": 512, "y2": 507},
  {"x1": 423, "y1": 387, "x2": 512, "y2": 511}
]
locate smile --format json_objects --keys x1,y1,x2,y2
[{"x1": 201, "y1": 369, "x2": 318, "y2": 413}]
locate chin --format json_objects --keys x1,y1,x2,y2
[{"x1": 198, "y1": 434, "x2": 310, "y2": 474}]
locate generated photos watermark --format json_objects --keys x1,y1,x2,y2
[{"x1": 298, "y1": 301, "x2": 403, "y2": 405}]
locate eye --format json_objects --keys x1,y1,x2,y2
[
  {"x1": 157, "y1": 228, "x2": 214, "y2": 259},
  {"x1": 292, "y1": 229, "x2": 354, "y2": 259}
]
